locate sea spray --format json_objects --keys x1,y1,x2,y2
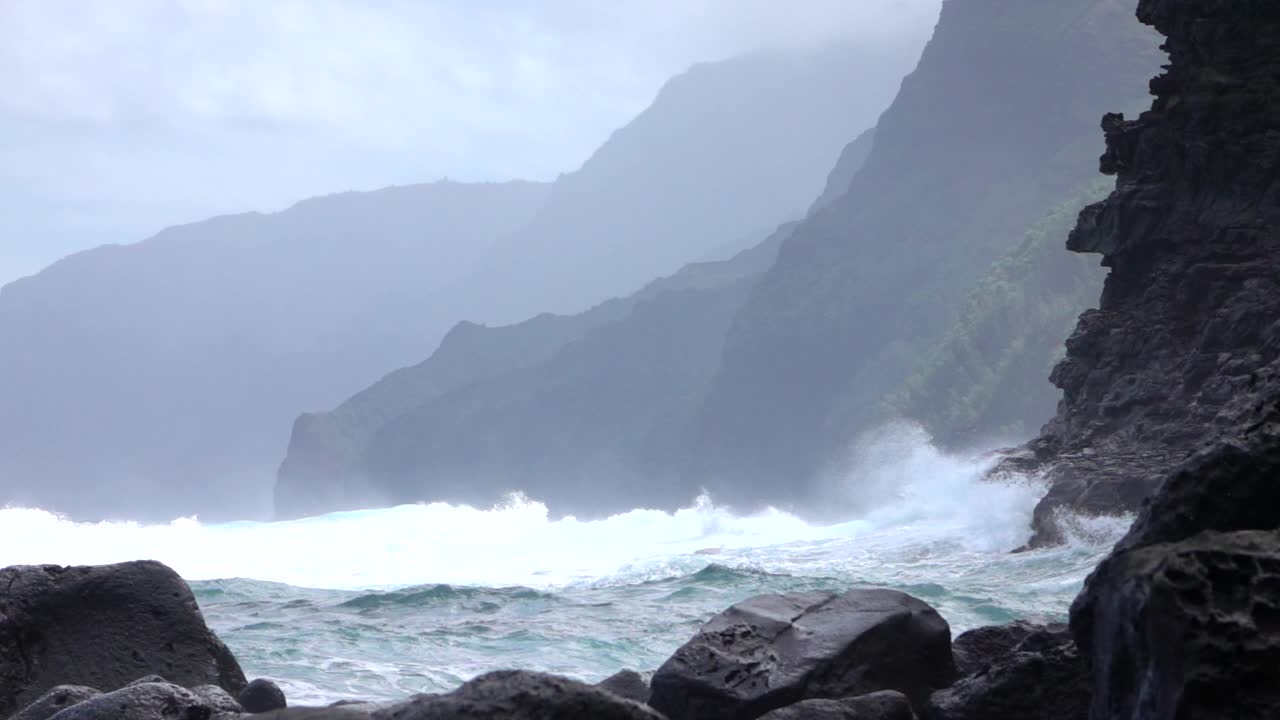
[{"x1": 0, "y1": 423, "x2": 1130, "y2": 703}]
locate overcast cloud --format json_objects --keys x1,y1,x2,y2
[{"x1": 0, "y1": 0, "x2": 941, "y2": 286}]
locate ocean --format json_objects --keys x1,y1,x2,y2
[{"x1": 0, "y1": 425, "x2": 1125, "y2": 705}]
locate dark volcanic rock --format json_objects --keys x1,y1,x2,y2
[
  {"x1": 7, "y1": 686, "x2": 101, "y2": 720},
  {"x1": 758, "y1": 701, "x2": 858, "y2": 720},
  {"x1": 1048, "y1": 3, "x2": 1280, "y2": 715},
  {"x1": 191, "y1": 685, "x2": 243, "y2": 713},
  {"x1": 1069, "y1": 373, "x2": 1280, "y2": 717},
  {"x1": 1006, "y1": 0, "x2": 1280, "y2": 546},
  {"x1": 0, "y1": 561, "x2": 247, "y2": 717},
  {"x1": 596, "y1": 669, "x2": 651, "y2": 704},
  {"x1": 370, "y1": 670, "x2": 664, "y2": 720},
  {"x1": 251, "y1": 707, "x2": 378, "y2": 720},
  {"x1": 648, "y1": 589, "x2": 955, "y2": 720},
  {"x1": 758, "y1": 691, "x2": 916, "y2": 720},
  {"x1": 949, "y1": 621, "x2": 1047, "y2": 678},
  {"x1": 930, "y1": 624, "x2": 1087, "y2": 720},
  {"x1": 249, "y1": 708, "x2": 378, "y2": 720},
  {"x1": 1071, "y1": 530, "x2": 1280, "y2": 720},
  {"x1": 43, "y1": 682, "x2": 213, "y2": 720},
  {"x1": 1108, "y1": 413, "x2": 1280, "y2": 555},
  {"x1": 238, "y1": 679, "x2": 287, "y2": 713}
]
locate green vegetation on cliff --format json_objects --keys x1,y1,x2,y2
[{"x1": 885, "y1": 180, "x2": 1113, "y2": 447}]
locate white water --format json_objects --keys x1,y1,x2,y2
[
  {"x1": 0, "y1": 422, "x2": 1122, "y2": 591},
  {"x1": 1, "y1": 423, "x2": 1135, "y2": 702}
]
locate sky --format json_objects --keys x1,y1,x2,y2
[{"x1": 0, "y1": 0, "x2": 942, "y2": 287}]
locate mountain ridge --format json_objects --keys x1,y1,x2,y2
[{"x1": 0, "y1": 43, "x2": 914, "y2": 522}]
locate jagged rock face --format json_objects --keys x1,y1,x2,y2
[
  {"x1": 1068, "y1": 373, "x2": 1280, "y2": 718},
  {"x1": 1018, "y1": 0, "x2": 1280, "y2": 545},
  {"x1": 1111, "y1": 399, "x2": 1280, "y2": 555},
  {"x1": 0, "y1": 561, "x2": 246, "y2": 717},
  {"x1": 684, "y1": 0, "x2": 1160, "y2": 506},
  {"x1": 1071, "y1": 530, "x2": 1280, "y2": 720}
]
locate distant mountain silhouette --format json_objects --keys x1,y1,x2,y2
[
  {"x1": 0, "y1": 42, "x2": 913, "y2": 521},
  {"x1": 279, "y1": 0, "x2": 1163, "y2": 520}
]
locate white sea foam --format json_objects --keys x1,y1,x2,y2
[{"x1": 0, "y1": 422, "x2": 1125, "y2": 591}]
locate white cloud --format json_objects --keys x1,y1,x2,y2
[{"x1": 0, "y1": 0, "x2": 941, "y2": 285}]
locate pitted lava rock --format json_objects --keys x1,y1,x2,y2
[{"x1": 1072, "y1": 529, "x2": 1280, "y2": 719}]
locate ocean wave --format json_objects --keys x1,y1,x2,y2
[
  {"x1": 0, "y1": 422, "x2": 1120, "y2": 594},
  {"x1": 0, "y1": 423, "x2": 1139, "y2": 704}
]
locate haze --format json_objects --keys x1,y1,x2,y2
[{"x1": 0, "y1": 0, "x2": 941, "y2": 287}]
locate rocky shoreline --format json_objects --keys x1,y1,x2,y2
[
  {"x1": 0, "y1": 558, "x2": 1083, "y2": 720},
  {"x1": 4, "y1": 0, "x2": 1278, "y2": 718}
]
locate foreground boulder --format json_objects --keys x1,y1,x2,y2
[
  {"x1": 371, "y1": 670, "x2": 666, "y2": 719},
  {"x1": 930, "y1": 624, "x2": 1087, "y2": 720},
  {"x1": 191, "y1": 684, "x2": 243, "y2": 713},
  {"x1": 7, "y1": 686, "x2": 101, "y2": 720},
  {"x1": 948, "y1": 621, "x2": 1048, "y2": 678},
  {"x1": 238, "y1": 678, "x2": 287, "y2": 713},
  {"x1": 596, "y1": 669, "x2": 651, "y2": 704},
  {"x1": 757, "y1": 691, "x2": 915, "y2": 720},
  {"x1": 249, "y1": 705, "x2": 381, "y2": 720},
  {"x1": 0, "y1": 560, "x2": 247, "y2": 717},
  {"x1": 40, "y1": 681, "x2": 213, "y2": 720},
  {"x1": 649, "y1": 589, "x2": 955, "y2": 720}
]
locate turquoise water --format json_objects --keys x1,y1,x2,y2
[{"x1": 1, "y1": 424, "x2": 1125, "y2": 705}]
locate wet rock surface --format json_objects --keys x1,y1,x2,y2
[
  {"x1": 757, "y1": 692, "x2": 915, "y2": 720},
  {"x1": 370, "y1": 670, "x2": 665, "y2": 720},
  {"x1": 949, "y1": 621, "x2": 1049, "y2": 678},
  {"x1": 191, "y1": 684, "x2": 243, "y2": 714},
  {"x1": 1069, "y1": 391, "x2": 1280, "y2": 720},
  {"x1": 238, "y1": 679, "x2": 287, "y2": 714},
  {"x1": 41, "y1": 681, "x2": 213, "y2": 720},
  {"x1": 0, "y1": 561, "x2": 247, "y2": 717},
  {"x1": 596, "y1": 669, "x2": 651, "y2": 705},
  {"x1": 250, "y1": 706, "x2": 381, "y2": 720},
  {"x1": 7, "y1": 686, "x2": 102, "y2": 720},
  {"x1": 1073, "y1": 528, "x2": 1280, "y2": 720},
  {"x1": 648, "y1": 588, "x2": 955, "y2": 720},
  {"x1": 930, "y1": 624, "x2": 1087, "y2": 720}
]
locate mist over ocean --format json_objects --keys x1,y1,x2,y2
[{"x1": 1, "y1": 425, "x2": 1125, "y2": 704}]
